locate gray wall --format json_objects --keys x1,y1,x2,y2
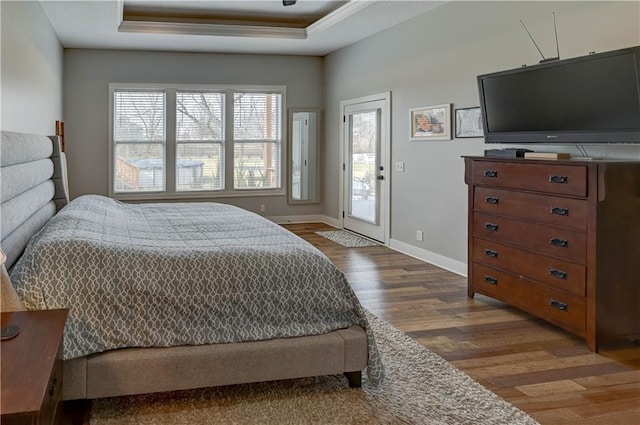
[
  {"x1": 323, "y1": 1, "x2": 640, "y2": 271},
  {"x1": 64, "y1": 49, "x2": 324, "y2": 216},
  {"x1": 4, "y1": 1, "x2": 639, "y2": 267},
  {"x1": 1, "y1": 1, "x2": 63, "y2": 135}
]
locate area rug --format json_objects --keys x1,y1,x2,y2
[
  {"x1": 314, "y1": 230, "x2": 379, "y2": 247},
  {"x1": 90, "y1": 311, "x2": 538, "y2": 425}
]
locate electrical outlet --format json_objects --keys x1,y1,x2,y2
[
  {"x1": 260, "y1": 204, "x2": 266, "y2": 212},
  {"x1": 416, "y1": 230, "x2": 423, "y2": 242},
  {"x1": 395, "y1": 161, "x2": 405, "y2": 172}
]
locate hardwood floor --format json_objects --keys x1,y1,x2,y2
[
  {"x1": 63, "y1": 222, "x2": 640, "y2": 424},
  {"x1": 285, "y1": 223, "x2": 640, "y2": 425}
]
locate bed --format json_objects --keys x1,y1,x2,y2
[{"x1": 0, "y1": 130, "x2": 382, "y2": 400}]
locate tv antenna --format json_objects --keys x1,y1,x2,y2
[{"x1": 520, "y1": 12, "x2": 560, "y2": 63}]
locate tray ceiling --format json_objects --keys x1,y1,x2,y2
[{"x1": 39, "y1": 0, "x2": 445, "y2": 56}]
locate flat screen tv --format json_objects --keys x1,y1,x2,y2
[{"x1": 477, "y1": 46, "x2": 640, "y2": 144}]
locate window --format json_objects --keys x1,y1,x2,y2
[
  {"x1": 113, "y1": 91, "x2": 166, "y2": 192},
  {"x1": 234, "y1": 93, "x2": 281, "y2": 190},
  {"x1": 176, "y1": 91, "x2": 224, "y2": 191},
  {"x1": 110, "y1": 84, "x2": 285, "y2": 199}
]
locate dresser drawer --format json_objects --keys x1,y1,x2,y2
[
  {"x1": 473, "y1": 263, "x2": 586, "y2": 336},
  {"x1": 473, "y1": 239, "x2": 586, "y2": 296},
  {"x1": 473, "y1": 212, "x2": 587, "y2": 263},
  {"x1": 471, "y1": 161, "x2": 587, "y2": 196},
  {"x1": 474, "y1": 187, "x2": 588, "y2": 230}
]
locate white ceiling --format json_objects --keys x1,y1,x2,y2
[
  {"x1": 39, "y1": 0, "x2": 445, "y2": 56},
  {"x1": 123, "y1": 0, "x2": 348, "y2": 27}
]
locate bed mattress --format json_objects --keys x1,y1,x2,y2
[{"x1": 11, "y1": 195, "x2": 383, "y2": 384}]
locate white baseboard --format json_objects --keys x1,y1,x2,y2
[
  {"x1": 268, "y1": 214, "x2": 324, "y2": 224},
  {"x1": 389, "y1": 239, "x2": 467, "y2": 277},
  {"x1": 267, "y1": 215, "x2": 466, "y2": 277},
  {"x1": 319, "y1": 215, "x2": 341, "y2": 228},
  {"x1": 268, "y1": 215, "x2": 339, "y2": 228}
]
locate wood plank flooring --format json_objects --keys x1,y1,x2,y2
[
  {"x1": 286, "y1": 223, "x2": 640, "y2": 425},
  {"x1": 63, "y1": 222, "x2": 639, "y2": 424}
]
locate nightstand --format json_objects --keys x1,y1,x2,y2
[{"x1": 1, "y1": 309, "x2": 68, "y2": 425}]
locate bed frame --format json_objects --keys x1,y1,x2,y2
[{"x1": 0, "y1": 130, "x2": 367, "y2": 400}]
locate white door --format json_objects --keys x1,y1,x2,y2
[{"x1": 341, "y1": 93, "x2": 390, "y2": 244}]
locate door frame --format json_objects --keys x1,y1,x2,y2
[{"x1": 339, "y1": 91, "x2": 391, "y2": 245}]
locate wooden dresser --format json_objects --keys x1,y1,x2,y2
[{"x1": 464, "y1": 156, "x2": 640, "y2": 351}]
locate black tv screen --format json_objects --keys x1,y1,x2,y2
[{"x1": 477, "y1": 46, "x2": 640, "y2": 144}]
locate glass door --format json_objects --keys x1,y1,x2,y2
[{"x1": 343, "y1": 97, "x2": 388, "y2": 243}]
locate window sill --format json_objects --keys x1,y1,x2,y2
[{"x1": 112, "y1": 189, "x2": 286, "y2": 202}]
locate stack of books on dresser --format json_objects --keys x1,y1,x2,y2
[{"x1": 523, "y1": 152, "x2": 571, "y2": 160}]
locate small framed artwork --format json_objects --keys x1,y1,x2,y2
[
  {"x1": 410, "y1": 104, "x2": 451, "y2": 141},
  {"x1": 455, "y1": 107, "x2": 483, "y2": 138}
]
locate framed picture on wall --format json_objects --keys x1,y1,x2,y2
[
  {"x1": 409, "y1": 104, "x2": 451, "y2": 141},
  {"x1": 455, "y1": 107, "x2": 483, "y2": 138}
]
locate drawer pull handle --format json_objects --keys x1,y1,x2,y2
[
  {"x1": 550, "y1": 206, "x2": 569, "y2": 216},
  {"x1": 485, "y1": 197, "x2": 499, "y2": 204},
  {"x1": 484, "y1": 223, "x2": 499, "y2": 231},
  {"x1": 484, "y1": 170, "x2": 498, "y2": 178},
  {"x1": 484, "y1": 275, "x2": 498, "y2": 285},
  {"x1": 484, "y1": 249, "x2": 498, "y2": 258},
  {"x1": 549, "y1": 175, "x2": 568, "y2": 184},
  {"x1": 550, "y1": 238, "x2": 568, "y2": 247},
  {"x1": 549, "y1": 299, "x2": 568, "y2": 312},
  {"x1": 549, "y1": 269, "x2": 567, "y2": 279}
]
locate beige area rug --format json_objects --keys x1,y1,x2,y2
[
  {"x1": 90, "y1": 312, "x2": 539, "y2": 425},
  {"x1": 314, "y1": 230, "x2": 379, "y2": 248}
]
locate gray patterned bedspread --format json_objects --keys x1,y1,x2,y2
[{"x1": 11, "y1": 195, "x2": 382, "y2": 384}]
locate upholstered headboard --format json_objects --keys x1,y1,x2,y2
[{"x1": 1, "y1": 131, "x2": 69, "y2": 270}]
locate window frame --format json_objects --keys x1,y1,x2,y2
[
  {"x1": 108, "y1": 83, "x2": 287, "y2": 200},
  {"x1": 175, "y1": 90, "x2": 226, "y2": 192},
  {"x1": 232, "y1": 90, "x2": 283, "y2": 191},
  {"x1": 112, "y1": 88, "x2": 167, "y2": 194}
]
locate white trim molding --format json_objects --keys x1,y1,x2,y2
[
  {"x1": 306, "y1": 0, "x2": 370, "y2": 36},
  {"x1": 319, "y1": 215, "x2": 341, "y2": 228},
  {"x1": 117, "y1": 0, "x2": 371, "y2": 40},
  {"x1": 339, "y1": 91, "x2": 391, "y2": 245},
  {"x1": 119, "y1": 21, "x2": 307, "y2": 40},
  {"x1": 268, "y1": 215, "x2": 340, "y2": 227},
  {"x1": 267, "y1": 215, "x2": 466, "y2": 276},
  {"x1": 108, "y1": 83, "x2": 286, "y2": 200},
  {"x1": 389, "y1": 239, "x2": 467, "y2": 277}
]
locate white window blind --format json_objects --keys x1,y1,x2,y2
[
  {"x1": 233, "y1": 93, "x2": 282, "y2": 189},
  {"x1": 176, "y1": 91, "x2": 225, "y2": 191},
  {"x1": 113, "y1": 91, "x2": 166, "y2": 193},
  {"x1": 110, "y1": 85, "x2": 285, "y2": 198}
]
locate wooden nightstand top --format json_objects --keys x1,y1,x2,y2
[{"x1": 1, "y1": 309, "x2": 68, "y2": 416}]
